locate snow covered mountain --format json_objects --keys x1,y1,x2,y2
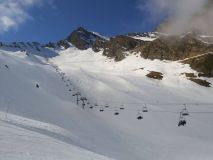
[{"x1": 0, "y1": 27, "x2": 213, "y2": 160}]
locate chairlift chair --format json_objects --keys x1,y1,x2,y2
[
  {"x1": 120, "y1": 107, "x2": 125, "y2": 110},
  {"x1": 137, "y1": 110, "x2": 143, "y2": 120},
  {"x1": 119, "y1": 104, "x2": 125, "y2": 110},
  {"x1": 36, "y1": 83, "x2": 40, "y2": 88},
  {"x1": 137, "y1": 115, "x2": 143, "y2": 120},
  {"x1": 181, "y1": 104, "x2": 189, "y2": 116},
  {"x1": 178, "y1": 112, "x2": 187, "y2": 127},
  {"x1": 114, "y1": 109, "x2": 119, "y2": 115},
  {"x1": 143, "y1": 105, "x2": 148, "y2": 112},
  {"x1": 99, "y1": 107, "x2": 104, "y2": 112},
  {"x1": 100, "y1": 109, "x2": 104, "y2": 112}
]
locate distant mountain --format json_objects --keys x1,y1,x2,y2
[{"x1": 0, "y1": 27, "x2": 213, "y2": 77}]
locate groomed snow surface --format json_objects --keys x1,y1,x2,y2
[{"x1": 0, "y1": 47, "x2": 213, "y2": 160}]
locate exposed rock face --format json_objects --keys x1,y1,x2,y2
[
  {"x1": 136, "y1": 33, "x2": 213, "y2": 61},
  {"x1": 103, "y1": 35, "x2": 144, "y2": 61},
  {"x1": 182, "y1": 53, "x2": 213, "y2": 77},
  {"x1": 57, "y1": 40, "x2": 71, "y2": 49},
  {"x1": 182, "y1": 73, "x2": 197, "y2": 78},
  {"x1": 146, "y1": 71, "x2": 163, "y2": 80},
  {"x1": 92, "y1": 38, "x2": 108, "y2": 52},
  {"x1": 189, "y1": 78, "x2": 211, "y2": 87},
  {"x1": 66, "y1": 27, "x2": 107, "y2": 50}
]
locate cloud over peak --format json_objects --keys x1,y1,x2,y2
[{"x1": 139, "y1": 0, "x2": 213, "y2": 35}]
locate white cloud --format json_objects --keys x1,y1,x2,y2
[
  {"x1": 0, "y1": 0, "x2": 54, "y2": 33},
  {"x1": 138, "y1": 0, "x2": 213, "y2": 35}
]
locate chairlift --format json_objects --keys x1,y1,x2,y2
[
  {"x1": 137, "y1": 110, "x2": 143, "y2": 120},
  {"x1": 178, "y1": 112, "x2": 187, "y2": 127},
  {"x1": 99, "y1": 107, "x2": 104, "y2": 112},
  {"x1": 72, "y1": 92, "x2": 81, "y2": 97},
  {"x1": 143, "y1": 104, "x2": 148, "y2": 112},
  {"x1": 5, "y1": 65, "x2": 9, "y2": 69},
  {"x1": 137, "y1": 115, "x2": 143, "y2": 120},
  {"x1": 36, "y1": 83, "x2": 40, "y2": 88},
  {"x1": 181, "y1": 104, "x2": 189, "y2": 116},
  {"x1": 114, "y1": 109, "x2": 119, "y2": 115},
  {"x1": 119, "y1": 104, "x2": 125, "y2": 110}
]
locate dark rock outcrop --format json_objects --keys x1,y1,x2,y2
[
  {"x1": 92, "y1": 38, "x2": 108, "y2": 52},
  {"x1": 57, "y1": 40, "x2": 71, "y2": 49},
  {"x1": 135, "y1": 33, "x2": 213, "y2": 61},
  {"x1": 182, "y1": 53, "x2": 213, "y2": 77},
  {"x1": 146, "y1": 71, "x2": 163, "y2": 80},
  {"x1": 189, "y1": 78, "x2": 211, "y2": 87},
  {"x1": 66, "y1": 27, "x2": 107, "y2": 50},
  {"x1": 103, "y1": 35, "x2": 144, "y2": 61}
]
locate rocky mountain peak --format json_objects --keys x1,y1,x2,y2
[{"x1": 66, "y1": 27, "x2": 107, "y2": 50}]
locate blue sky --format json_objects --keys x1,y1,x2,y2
[{"x1": 0, "y1": 0, "x2": 161, "y2": 43}]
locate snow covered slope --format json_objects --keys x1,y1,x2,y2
[
  {"x1": 0, "y1": 49, "x2": 114, "y2": 160},
  {"x1": 51, "y1": 48, "x2": 213, "y2": 160},
  {"x1": 1, "y1": 46, "x2": 213, "y2": 160},
  {"x1": 0, "y1": 113, "x2": 114, "y2": 160}
]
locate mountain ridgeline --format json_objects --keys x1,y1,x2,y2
[
  {"x1": 1, "y1": 27, "x2": 213, "y2": 77},
  {"x1": 62, "y1": 27, "x2": 213, "y2": 78}
]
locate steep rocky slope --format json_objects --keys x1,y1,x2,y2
[{"x1": 182, "y1": 52, "x2": 213, "y2": 77}]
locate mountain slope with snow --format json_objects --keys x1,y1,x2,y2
[
  {"x1": 0, "y1": 30, "x2": 213, "y2": 160},
  {"x1": 50, "y1": 48, "x2": 213, "y2": 160},
  {"x1": 0, "y1": 49, "x2": 115, "y2": 160}
]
